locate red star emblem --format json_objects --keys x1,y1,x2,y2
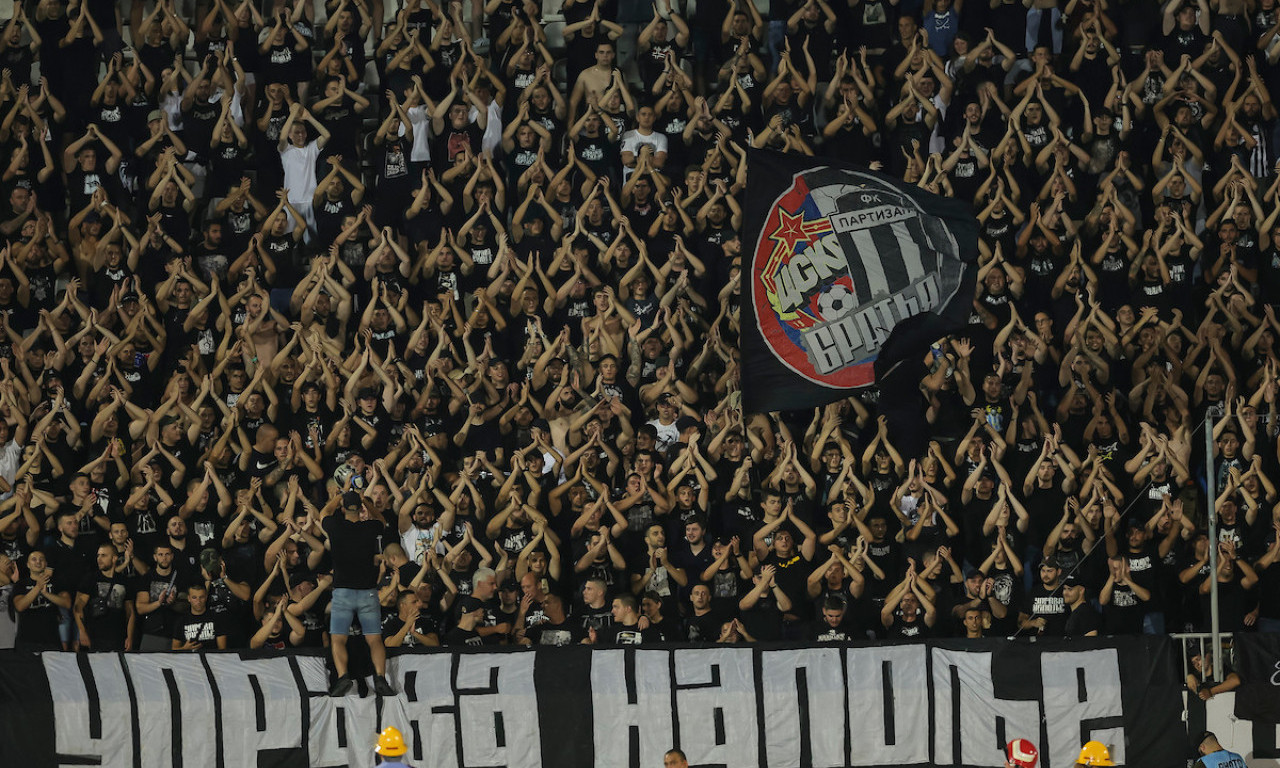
[{"x1": 769, "y1": 208, "x2": 810, "y2": 252}]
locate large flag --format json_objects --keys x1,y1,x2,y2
[
  {"x1": 740, "y1": 150, "x2": 978, "y2": 412},
  {"x1": 1234, "y1": 633, "x2": 1280, "y2": 723}
]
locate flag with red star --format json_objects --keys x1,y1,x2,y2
[{"x1": 740, "y1": 150, "x2": 978, "y2": 412}]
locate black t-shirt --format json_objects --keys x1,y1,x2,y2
[
  {"x1": 134, "y1": 569, "x2": 186, "y2": 637},
  {"x1": 445, "y1": 625, "x2": 485, "y2": 646},
  {"x1": 1024, "y1": 582, "x2": 1068, "y2": 637},
  {"x1": 527, "y1": 619, "x2": 586, "y2": 646},
  {"x1": 77, "y1": 571, "x2": 132, "y2": 650},
  {"x1": 595, "y1": 621, "x2": 651, "y2": 645},
  {"x1": 173, "y1": 610, "x2": 228, "y2": 646},
  {"x1": 15, "y1": 576, "x2": 63, "y2": 646},
  {"x1": 886, "y1": 608, "x2": 931, "y2": 639},
  {"x1": 433, "y1": 122, "x2": 483, "y2": 171},
  {"x1": 321, "y1": 516, "x2": 386, "y2": 589},
  {"x1": 1102, "y1": 582, "x2": 1146, "y2": 634},
  {"x1": 1063, "y1": 602, "x2": 1103, "y2": 637},
  {"x1": 382, "y1": 612, "x2": 443, "y2": 647},
  {"x1": 575, "y1": 602, "x2": 613, "y2": 632}
]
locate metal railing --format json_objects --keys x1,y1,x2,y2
[{"x1": 1171, "y1": 632, "x2": 1232, "y2": 684}]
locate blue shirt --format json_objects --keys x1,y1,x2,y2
[{"x1": 1195, "y1": 749, "x2": 1246, "y2": 768}]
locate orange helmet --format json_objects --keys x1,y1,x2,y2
[
  {"x1": 375, "y1": 726, "x2": 408, "y2": 757},
  {"x1": 1077, "y1": 741, "x2": 1115, "y2": 766}
]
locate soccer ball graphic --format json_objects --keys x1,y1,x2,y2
[{"x1": 816, "y1": 284, "x2": 856, "y2": 321}]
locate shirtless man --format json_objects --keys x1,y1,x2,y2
[
  {"x1": 571, "y1": 39, "x2": 627, "y2": 121},
  {"x1": 241, "y1": 289, "x2": 286, "y2": 366}
]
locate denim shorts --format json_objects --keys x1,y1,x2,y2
[{"x1": 329, "y1": 588, "x2": 382, "y2": 636}]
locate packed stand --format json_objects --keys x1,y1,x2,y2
[{"x1": 0, "y1": 0, "x2": 1274, "y2": 656}]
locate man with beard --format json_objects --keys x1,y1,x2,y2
[{"x1": 1018, "y1": 556, "x2": 1068, "y2": 636}]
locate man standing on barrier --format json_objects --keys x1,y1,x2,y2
[{"x1": 325, "y1": 491, "x2": 396, "y2": 696}]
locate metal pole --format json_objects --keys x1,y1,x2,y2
[{"x1": 1204, "y1": 412, "x2": 1221, "y2": 681}]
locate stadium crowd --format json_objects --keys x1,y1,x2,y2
[{"x1": 0, "y1": 0, "x2": 1273, "y2": 666}]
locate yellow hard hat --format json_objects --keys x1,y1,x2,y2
[
  {"x1": 1077, "y1": 741, "x2": 1114, "y2": 766},
  {"x1": 375, "y1": 726, "x2": 407, "y2": 757}
]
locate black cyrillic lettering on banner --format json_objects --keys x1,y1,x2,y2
[
  {"x1": 949, "y1": 664, "x2": 962, "y2": 766},
  {"x1": 249, "y1": 674, "x2": 267, "y2": 732},
  {"x1": 881, "y1": 660, "x2": 895, "y2": 746},
  {"x1": 0, "y1": 652, "x2": 57, "y2": 767},
  {"x1": 286, "y1": 655, "x2": 312, "y2": 759},
  {"x1": 796, "y1": 667, "x2": 813, "y2": 767},
  {"x1": 629, "y1": 725, "x2": 641, "y2": 768},
  {"x1": 162, "y1": 669, "x2": 183, "y2": 768},
  {"x1": 625, "y1": 649, "x2": 638, "y2": 705},
  {"x1": 6, "y1": 642, "x2": 1192, "y2": 768},
  {"x1": 197, "y1": 655, "x2": 226, "y2": 768},
  {"x1": 537, "y1": 647, "x2": 593, "y2": 768},
  {"x1": 410, "y1": 720, "x2": 424, "y2": 762},
  {"x1": 120, "y1": 654, "x2": 142, "y2": 768},
  {"x1": 668, "y1": 652, "x2": 680, "y2": 752},
  {"x1": 77, "y1": 653, "x2": 103, "y2": 740},
  {"x1": 754, "y1": 650, "x2": 768, "y2": 765}
]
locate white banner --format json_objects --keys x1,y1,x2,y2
[{"x1": 19, "y1": 640, "x2": 1183, "y2": 768}]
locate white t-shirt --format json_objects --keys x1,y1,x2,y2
[
  {"x1": 468, "y1": 102, "x2": 504, "y2": 154},
  {"x1": 407, "y1": 105, "x2": 433, "y2": 163},
  {"x1": 280, "y1": 140, "x2": 322, "y2": 205},
  {"x1": 621, "y1": 129, "x2": 668, "y2": 163},
  {"x1": 402, "y1": 523, "x2": 441, "y2": 565},
  {"x1": 646, "y1": 417, "x2": 679, "y2": 453},
  {"x1": 0, "y1": 440, "x2": 21, "y2": 500}
]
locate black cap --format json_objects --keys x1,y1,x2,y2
[
  {"x1": 964, "y1": 567, "x2": 982, "y2": 580},
  {"x1": 499, "y1": 578, "x2": 519, "y2": 592},
  {"x1": 458, "y1": 596, "x2": 486, "y2": 614},
  {"x1": 1041, "y1": 555, "x2": 1062, "y2": 570},
  {"x1": 1062, "y1": 574, "x2": 1082, "y2": 588},
  {"x1": 357, "y1": 387, "x2": 378, "y2": 400}
]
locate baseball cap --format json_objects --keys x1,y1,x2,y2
[
  {"x1": 1041, "y1": 555, "x2": 1062, "y2": 570},
  {"x1": 964, "y1": 567, "x2": 982, "y2": 580},
  {"x1": 1062, "y1": 574, "x2": 1082, "y2": 588},
  {"x1": 458, "y1": 596, "x2": 486, "y2": 614},
  {"x1": 357, "y1": 387, "x2": 378, "y2": 400},
  {"x1": 1007, "y1": 739, "x2": 1039, "y2": 768},
  {"x1": 499, "y1": 578, "x2": 519, "y2": 592},
  {"x1": 147, "y1": 109, "x2": 165, "y2": 123}
]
